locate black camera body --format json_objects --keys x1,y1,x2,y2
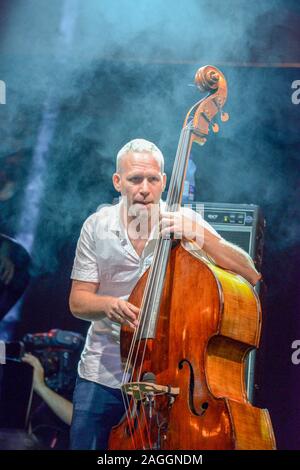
[
  {"x1": 5, "y1": 329, "x2": 84, "y2": 393},
  {"x1": 22, "y1": 329, "x2": 84, "y2": 350}
]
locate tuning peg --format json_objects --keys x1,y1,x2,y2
[
  {"x1": 221, "y1": 111, "x2": 229, "y2": 122},
  {"x1": 211, "y1": 122, "x2": 219, "y2": 133}
]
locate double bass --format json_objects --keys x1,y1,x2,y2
[{"x1": 109, "y1": 65, "x2": 276, "y2": 450}]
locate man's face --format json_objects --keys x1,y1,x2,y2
[{"x1": 113, "y1": 151, "x2": 166, "y2": 217}]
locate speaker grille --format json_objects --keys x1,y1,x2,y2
[{"x1": 213, "y1": 229, "x2": 251, "y2": 254}]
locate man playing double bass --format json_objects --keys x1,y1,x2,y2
[{"x1": 69, "y1": 138, "x2": 260, "y2": 450}]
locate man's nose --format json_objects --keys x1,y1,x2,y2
[{"x1": 139, "y1": 179, "x2": 150, "y2": 196}]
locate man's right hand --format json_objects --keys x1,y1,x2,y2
[
  {"x1": 103, "y1": 297, "x2": 139, "y2": 329},
  {"x1": 70, "y1": 280, "x2": 140, "y2": 326}
]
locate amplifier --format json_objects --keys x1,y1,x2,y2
[{"x1": 189, "y1": 202, "x2": 265, "y2": 272}]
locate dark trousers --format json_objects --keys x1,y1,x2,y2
[{"x1": 70, "y1": 376, "x2": 126, "y2": 450}]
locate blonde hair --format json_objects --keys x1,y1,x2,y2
[{"x1": 116, "y1": 138, "x2": 164, "y2": 173}]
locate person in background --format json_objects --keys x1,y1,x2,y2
[
  {"x1": 0, "y1": 238, "x2": 15, "y2": 287},
  {"x1": 22, "y1": 353, "x2": 73, "y2": 449},
  {"x1": 22, "y1": 353, "x2": 73, "y2": 425},
  {"x1": 0, "y1": 234, "x2": 30, "y2": 321}
]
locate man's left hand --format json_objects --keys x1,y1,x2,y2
[{"x1": 159, "y1": 210, "x2": 203, "y2": 245}]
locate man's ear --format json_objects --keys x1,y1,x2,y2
[{"x1": 112, "y1": 173, "x2": 121, "y2": 192}]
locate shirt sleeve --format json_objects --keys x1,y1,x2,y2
[{"x1": 71, "y1": 214, "x2": 100, "y2": 282}]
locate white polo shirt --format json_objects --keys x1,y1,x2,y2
[{"x1": 71, "y1": 200, "x2": 220, "y2": 388}]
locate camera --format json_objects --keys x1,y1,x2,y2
[{"x1": 5, "y1": 329, "x2": 84, "y2": 393}]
